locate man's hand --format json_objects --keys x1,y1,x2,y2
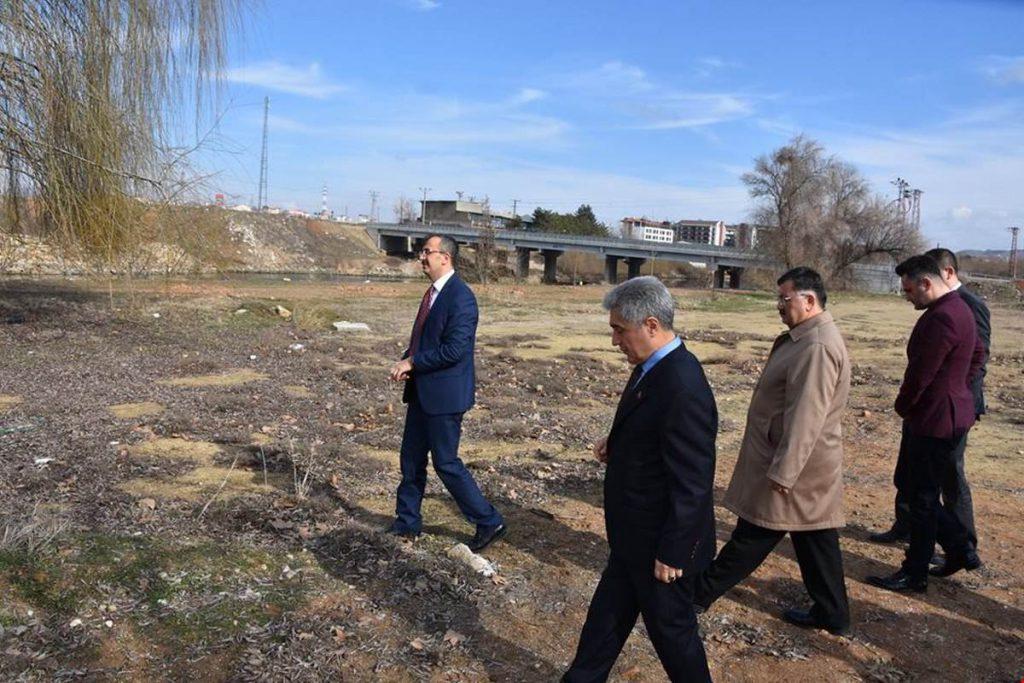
[
  {"x1": 390, "y1": 358, "x2": 413, "y2": 382},
  {"x1": 593, "y1": 436, "x2": 609, "y2": 463},
  {"x1": 654, "y1": 559, "x2": 683, "y2": 584},
  {"x1": 770, "y1": 481, "x2": 789, "y2": 495}
]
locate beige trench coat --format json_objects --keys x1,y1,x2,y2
[{"x1": 723, "y1": 311, "x2": 851, "y2": 531}]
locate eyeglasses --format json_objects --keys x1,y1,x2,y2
[
  {"x1": 418, "y1": 248, "x2": 447, "y2": 257},
  {"x1": 776, "y1": 292, "x2": 810, "y2": 306}
]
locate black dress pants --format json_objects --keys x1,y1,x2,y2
[
  {"x1": 893, "y1": 425, "x2": 977, "y2": 552},
  {"x1": 693, "y1": 518, "x2": 850, "y2": 631},
  {"x1": 900, "y1": 431, "x2": 972, "y2": 578},
  {"x1": 564, "y1": 553, "x2": 710, "y2": 683}
]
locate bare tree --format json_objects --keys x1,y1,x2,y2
[
  {"x1": 0, "y1": 0, "x2": 244, "y2": 271},
  {"x1": 393, "y1": 195, "x2": 415, "y2": 223},
  {"x1": 743, "y1": 135, "x2": 922, "y2": 280},
  {"x1": 476, "y1": 199, "x2": 495, "y2": 284}
]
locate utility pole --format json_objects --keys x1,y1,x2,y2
[
  {"x1": 321, "y1": 182, "x2": 328, "y2": 219},
  {"x1": 369, "y1": 191, "x2": 379, "y2": 223},
  {"x1": 419, "y1": 187, "x2": 432, "y2": 224},
  {"x1": 1010, "y1": 226, "x2": 1021, "y2": 280},
  {"x1": 257, "y1": 96, "x2": 269, "y2": 211},
  {"x1": 512, "y1": 199, "x2": 519, "y2": 218}
]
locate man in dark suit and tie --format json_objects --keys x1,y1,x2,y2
[
  {"x1": 564, "y1": 276, "x2": 717, "y2": 682},
  {"x1": 387, "y1": 234, "x2": 505, "y2": 552},
  {"x1": 869, "y1": 248, "x2": 988, "y2": 572},
  {"x1": 867, "y1": 255, "x2": 985, "y2": 593}
]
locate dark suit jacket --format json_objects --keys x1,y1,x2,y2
[
  {"x1": 895, "y1": 290, "x2": 984, "y2": 438},
  {"x1": 603, "y1": 343, "x2": 718, "y2": 574},
  {"x1": 402, "y1": 273, "x2": 477, "y2": 416},
  {"x1": 957, "y1": 284, "x2": 990, "y2": 416}
]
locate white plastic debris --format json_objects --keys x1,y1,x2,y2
[
  {"x1": 152, "y1": 313, "x2": 161, "y2": 318},
  {"x1": 333, "y1": 321, "x2": 371, "y2": 332},
  {"x1": 447, "y1": 543, "x2": 496, "y2": 577},
  {"x1": 69, "y1": 618, "x2": 83, "y2": 628},
  {"x1": 288, "y1": 343, "x2": 305, "y2": 352},
  {"x1": 33, "y1": 457, "x2": 54, "y2": 466}
]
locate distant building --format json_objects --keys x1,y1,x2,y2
[
  {"x1": 421, "y1": 200, "x2": 534, "y2": 230},
  {"x1": 621, "y1": 216, "x2": 762, "y2": 249},
  {"x1": 723, "y1": 223, "x2": 761, "y2": 249},
  {"x1": 621, "y1": 217, "x2": 673, "y2": 241},
  {"x1": 673, "y1": 219, "x2": 727, "y2": 246},
  {"x1": 230, "y1": 204, "x2": 253, "y2": 212}
]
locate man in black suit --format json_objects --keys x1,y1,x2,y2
[
  {"x1": 869, "y1": 248, "x2": 987, "y2": 573},
  {"x1": 564, "y1": 276, "x2": 717, "y2": 683}
]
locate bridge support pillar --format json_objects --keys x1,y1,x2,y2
[
  {"x1": 515, "y1": 247, "x2": 532, "y2": 280},
  {"x1": 626, "y1": 257, "x2": 645, "y2": 280},
  {"x1": 379, "y1": 234, "x2": 412, "y2": 256},
  {"x1": 604, "y1": 255, "x2": 619, "y2": 284},
  {"x1": 714, "y1": 265, "x2": 744, "y2": 289},
  {"x1": 542, "y1": 249, "x2": 562, "y2": 284},
  {"x1": 728, "y1": 267, "x2": 744, "y2": 289}
]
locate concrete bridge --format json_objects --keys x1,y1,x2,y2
[{"x1": 368, "y1": 222, "x2": 775, "y2": 288}]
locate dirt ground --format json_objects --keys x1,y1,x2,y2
[{"x1": 1, "y1": 276, "x2": 1023, "y2": 682}]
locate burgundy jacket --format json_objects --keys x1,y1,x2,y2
[{"x1": 895, "y1": 290, "x2": 985, "y2": 438}]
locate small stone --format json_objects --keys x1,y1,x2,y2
[
  {"x1": 104, "y1": 620, "x2": 114, "y2": 628},
  {"x1": 69, "y1": 618, "x2": 83, "y2": 628}
]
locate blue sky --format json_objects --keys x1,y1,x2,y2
[{"x1": 201, "y1": 0, "x2": 1024, "y2": 250}]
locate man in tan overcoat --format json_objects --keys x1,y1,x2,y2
[{"x1": 694, "y1": 267, "x2": 852, "y2": 635}]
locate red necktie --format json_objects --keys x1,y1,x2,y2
[{"x1": 408, "y1": 286, "x2": 433, "y2": 355}]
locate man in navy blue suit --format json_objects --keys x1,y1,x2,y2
[
  {"x1": 387, "y1": 234, "x2": 506, "y2": 552},
  {"x1": 564, "y1": 276, "x2": 716, "y2": 682}
]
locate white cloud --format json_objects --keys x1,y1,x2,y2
[
  {"x1": 694, "y1": 56, "x2": 740, "y2": 79},
  {"x1": 224, "y1": 61, "x2": 347, "y2": 99},
  {"x1": 510, "y1": 88, "x2": 546, "y2": 105},
  {"x1": 408, "y1": 0, "x2": 440, "y2": 10},
  {"x1": 981, "y1": 56, "x2": 1024, "y2": 85},
  {"x1": 553, "y1": 60, "x2": 756, "y2": 129},
  {"x1": 562, "y1": 61, "x2": 653, "y2": 95},
  {"x1": 823, "y1": 105, "x2": 1024, "y2": 248},
  {"x1": 951, "y1": 205, "x2": 973, "y2": 221},
  {"x1": 642, "y1": 94, "x2": 754, "y2": 130}
]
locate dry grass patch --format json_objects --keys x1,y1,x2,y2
[
  {"x1": 0, "y1": 394, "x2": 23, "y2": 411},
  {"x1": 282, "y1": 385, "x2": 313, "y2": 398},
  {"x1": 158, "y1": 368, "x2": 267, "y2": 388},
  {"x1": 108, "y1": 401, "x2": 165, "y2": 419},
  {"x1": 120, "y1": 467, "x2": 285, "y2": 502},
  {"x1": 129, "y1": 438, "x2": 221, "y2": 466}
]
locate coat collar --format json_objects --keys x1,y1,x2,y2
[
  {"x1": 786, "y1": 310, "x2": 833, "y2": 342},
  {"x1": 610, "y1": 343, "x2": 686, "y2": 432}
]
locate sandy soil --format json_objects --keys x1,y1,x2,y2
[{"x1": 1, "y1": 277, "x2": 1022, "y2": 682}]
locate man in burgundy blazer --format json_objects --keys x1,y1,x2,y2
[{"x1": 868, "y1": 254, "x2": 985, "y2": 593}]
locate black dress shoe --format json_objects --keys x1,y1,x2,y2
[
  {"x1": 385, "y1": 525, "x2": 420, "y2": 540},
  {"x1": 866, "y1": 570, "x2": 927, "y2": 593},
  {"x1": 782, "y1": 608, "x2": 849, "y2": 636},
  {"x1": 868, "y1": 527, "x2": 910, "y2": 544},
  {"x1": 469, "y1": 523, "x2": 506, "y2": 552},
  {"x1": 929, "y1": 552, "x2": 983, "y2": 577}
]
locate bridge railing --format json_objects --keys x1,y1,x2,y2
[{"x1": 369, "y1": 222, "x2": 760, "y2": 257}]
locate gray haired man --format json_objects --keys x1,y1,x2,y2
[{"x1": 564, "y1": 276, "x2": 717, "y2": 682}]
